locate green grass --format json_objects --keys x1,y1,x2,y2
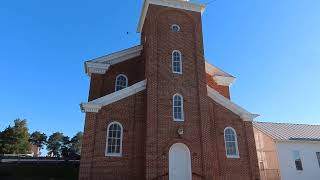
[{"x1": 0, "y1": 163, "x2": 79, "y2": 180}]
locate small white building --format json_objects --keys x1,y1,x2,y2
[{"x1": 253, "y1": 122, "x2": 320, "y2": 180}]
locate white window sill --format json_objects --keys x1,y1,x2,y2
[
  {"x1": 226, "y1": 155, "x2": 240, "y2": 159},
  {"x1": 173, "y1": 71, "x2": 183, "y2": 74},
  {"x1": 173, "y1": 118, "x2": 184, "y2": 122},
  {"x1": 105, "y1": 153, "x2": 122, "y2": 157}
]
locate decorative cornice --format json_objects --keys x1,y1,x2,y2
[
  {"x1": 213, "y1": 76, "x2": 236, "y2": 86},
  {"x1": 80, "y1": 80, "x2": 147, "y2": 113},
  {"x1": 85, "y1": 45, "x2": 143, "y2": 76},
  {"x1": 137, "y1": 0, "x2": 206, "y2": 32},
  {"x1": 85, "y1": 62, "x2": 110, "y2": 76},
  {"x1": 205, "y1": 61, "x2": 236, "y2": 86},
  {"x1": 207, "y1": 86, "x2": 259, "y2": 121}
]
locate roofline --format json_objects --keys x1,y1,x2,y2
[
  {"x1": 205, "y1": 62, "x2": 236, "y2": 86},
  {"x1": 80, "y1": 80, "x2": 147, "y2": 113},
  {"x1": 207, "y1": 86, "x2": 259, "y2": 121},
  {"x1": 274, "y1": 139, "x2": 320, "y2": 144},
  {"x1": 137, "y1": 0, "x2": 206, "y2": 33},
  {"x1": 85, "y1": 45, "x2": 143, "y2": 76},
  {"x1": 252, "y1": 123, "x2": 278, "y2": 140},
  {"x1": 254, "y1": 121, "x2": 320, "y2": 127}
]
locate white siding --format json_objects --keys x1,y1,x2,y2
[{"x1": 276, "y1": 142, "x2": 320, "y2": 180}]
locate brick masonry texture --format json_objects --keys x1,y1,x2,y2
[{"x1": 79, "y1": 4, "x2": 260, "y2": 180}]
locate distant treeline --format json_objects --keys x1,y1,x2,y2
[{"x1": 0, "y1": 119, "x2": 82, "y2": 158}]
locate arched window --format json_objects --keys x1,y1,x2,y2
[
  {"x1": 115, "y1": 74, "x2": 128, "y2": 91},
  {"x1": 173, "y1": 94, "x2": 184, "y2": 121},
  {"x1": 224, "y1": 127, "x2": 239, "y2": 158},
  {"x1": 172, "y1": 50, "x2": 182, "y2": 74},
  {"x1": 106, "y1": 122, "x2": 123, "y2": 156}
]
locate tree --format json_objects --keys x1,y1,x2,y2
[
  {"x1": 0, "y1": 119, "x2": 30, "y2": 154},
  {"x1": 60, "y1": 132, "x2": 83, "y2": 158},
  {"x1": 46, "y1": 132, "x2": 64, "y2": 157},
  {"x1": 0, "y1": 126, "x2": 16, "y2": 154},
  {"x1": 61, "y1": 136, "x2": 71, "y2": 158},
  {"x1": 29, "y1": 131, "x2": 47, "y2": 155},
  {"x1": 70, "y1": 132, "x2": 83, "y2": 156}
]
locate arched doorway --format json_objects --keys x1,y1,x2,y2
[{"x1": 169, "y1": 143, "x2": 192, "y2": 180}]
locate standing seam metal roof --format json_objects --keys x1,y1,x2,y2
[{"x1": 253, "y1": 122, "x2": 320, "y2": 141}]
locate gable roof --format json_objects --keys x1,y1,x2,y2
[
  {"x1": 253, "y1": 122, "x2": 320, "y2": 142},
  {"x1": 137, "y1": 0, "x2": 206, "y2": 33},
  {"x1": 205, "y1": 62, "x2": 236, "y2": 86},
  {"x1": 80, "y1": 80, "x2": 147, "y2": 112},
  {"x1": 207, "y1": 86, "x2": 259, "y2": 121},
  {"x1": 85, "y1": 45, "x2": 143, "y2": 76}
]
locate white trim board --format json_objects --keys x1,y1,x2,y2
[
  {"x1": 207, "y1": 86, "x2": 259, "y2": 121},
  {"x1": 80, "y1": 80, "x2": 147, "y2": 113},
  {"x1": 137, "y1": 0, "x2": 206, "y2": 32},
  {"x1": 85, "y1": 45, "x2": 143, "y2": 76}
]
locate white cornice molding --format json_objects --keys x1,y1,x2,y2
[
  {"x1": 137, "y1": 0, "x2": 206, "y2": 32},
  {"x1": 85, "y1": 45, "x2": 143, "y2": 76},
  {"x1": 205, "y1": 61, "x2": 236, "y2": 86},
  {"x1": 80, "y1": 80, "x2": 147, "y2": 113},
  {"x1": 207, "y1": 86, "x2": 259, "y2": 121},
  {"x1": 213, "y1": 76, "x2": 236, "y2": 86},
  {"x1": 85, "y1": 62, "x2": 110, "y2": 76}
]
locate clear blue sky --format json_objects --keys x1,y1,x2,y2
[{"x1": 0, "y1": 0, "x2": 319, "y2": 138}]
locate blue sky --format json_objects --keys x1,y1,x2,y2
[{"x1": 0, "y1": 0, "x2": 319, "y2": 138}]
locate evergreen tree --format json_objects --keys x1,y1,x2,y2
[
  {"x1": 29, "y1": 131, "x2": 47, "y2": 154},
  {"x1": 0, "y1": 119, "x2": 30, "y2": 154},
  {"x1": 46, "y1": 132, "x2": 64, "y2": 157}
]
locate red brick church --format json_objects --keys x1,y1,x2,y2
[{"x1": 79, "y1": 0, "x2": 260, "y2": 179}]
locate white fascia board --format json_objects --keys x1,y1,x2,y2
[
  {"x1": 84, "y1": 45, "x2": 143, "y2": 76},
  {"x1": 137, "y1": 0, "x2": 206, "y2": 32},
  {"x1": 207, "y1": 86, "x2": 259, "y2": 121},
  {"x1": 80, "y1": 80, "x2": 147, "y2": 113}
]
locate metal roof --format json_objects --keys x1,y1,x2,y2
[{"x1": 253, "y1": 122, "x2": 320, "y2": 141}]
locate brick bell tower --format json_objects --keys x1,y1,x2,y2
[{"x1": 139, "y1": 0, "x2": 214, "y2": 179}]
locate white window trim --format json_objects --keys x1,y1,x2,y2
[
  {"x1": 224, "y1": 127, "x2": 240, "y2": 159},
  {"x1": 115, "y1": 74, "x2": 128, "y2": 91},
  {"x1": 171, "y1": 24, "x2": 180, "y2": 32},
  {"x1": 172, "y1": 50, "x2": 183, "y2": 74},
  {"x1": 105, "y1": 121, "x2": 123, "y2": 157},
  {"x1": 173, "y1": 93, "x2": 184, "y2": 122}
]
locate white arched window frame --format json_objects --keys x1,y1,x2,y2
[
  {"x1": 173, "y1": 93, "x2": 184, "y2": 121},
  {"x1": 172, "y1": 50, "x2": 182, "y2": 74},
  {"x1": 224, "y1": 127, "x2": 240, "y2": 158},
  {"x1": 115, "y1": 74, "x2": 128, "y2": 91},
  {"x1": 105, "y1": 121, "x2": 123, "y2": 157}
]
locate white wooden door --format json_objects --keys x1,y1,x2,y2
[{"x1": 169, "y1": 143, "x2": 192, "y2": 180}]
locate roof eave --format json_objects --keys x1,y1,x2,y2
[
  {"x1": 80, "y1": 80, "x2": 147, "y2": 113},
  {"x1": 84, "y1": 45, "x2": 143, "y2": 77},
  {"x1": 207, "y1": 86, "x2": 259, "y2": 122},
  {"x1": 137, "y1": 0, "x2": 206, "y2": 33}
]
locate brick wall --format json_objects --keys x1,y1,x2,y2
[
  {"x1": 208, "y1": 99, "x2": 260, "y2": 180},
  {"x1": 88, "y1": 57, "x2": 145, "y2": 101},
  {"x1": 206, "y1": 73, "x2": 231, "y2": 99},
  {"x1": 79, "y1": 91, "x2": 146, "y2": 180}
]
